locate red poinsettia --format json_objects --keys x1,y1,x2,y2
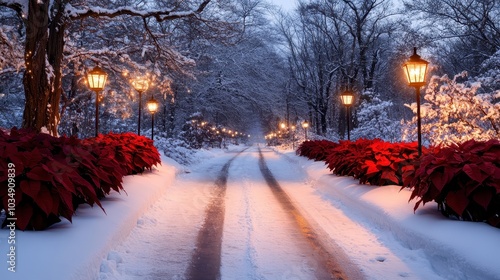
[
  {"x1": 0, "y1": 129, "x2": 161, "y2": 230},
  {"x1": 0, "y1": 128, "x2": 104, "y2": 230},
  {"x1": 404, "y1": 139, "x2": 500, "y2": 228},
  {"x1": 84, "y1": 132, "x2": 161, "y2": 175},
  {"x1": 296, "y1": 140, "x2": 338, "y2": 161}
]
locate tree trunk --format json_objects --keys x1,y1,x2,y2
[
  {"x1": 22, "y1": 0, "x2": 51, "y2": 133},
  {"x1": 22, "y1": 0, "x2": 65, "y2": 136},
  {"x1": 46, "y1": 0, "x2": 65, "y2": 135}
]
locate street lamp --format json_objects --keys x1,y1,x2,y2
[
  {"x1": 403, "y1": 47, "x2": 429, "y2": 156},
  {"x1": 132, "y1": 77, "x2": 149, "y2": 135},
  {"x1": 302, "y1": 120, "x2": 309, "y2": 140},
  {"x1": 87, "y1": 66, "x2": 108, "y2": 137},
  {"x1": 340, "y1": 91, "x2": 355, "y2": 141},
  {"x1": 146, "y1": 95, "x2": 159, "y2": 141}
]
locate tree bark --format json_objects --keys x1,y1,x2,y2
[
  {"x1": 22, "y1": 0, "x2": 52, "y2": 133},
  {"x1": 46, "y1": 0, "x2": 66, "y2": 135},
  {"x1": 21, "y1": 0, "x2": 72, "y2": 135}
]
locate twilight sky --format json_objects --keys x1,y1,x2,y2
[{"x1": 269, "y1": 0, "x2": 298, "y2": 12}]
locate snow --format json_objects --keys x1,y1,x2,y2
[{"x1": 1, "y1": 145, "x2": 499, "y2": 279}]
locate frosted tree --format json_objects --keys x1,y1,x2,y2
[
  {"x1": 276, "y1": 0, "x2": 401, "y2": 135},
  {"x1": 0, "y1": 0, "x2": 213, "y2": 135},
  {"x1": 174, "y1": 0, "x2": 287, "y2": 134},
  {"x1": 403, "y1": 72, "x2": 500, "y2": 146},
  {"x1": 404, "y1": 0, "x2": 500, "y2": 76},
  {"x1": 350, "y1": 90, "x2": 401, "y2": 141}
]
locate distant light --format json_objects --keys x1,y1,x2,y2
[
  {"x1": 132, "y1": 77, "x2": 149, "y2": 92},
  {"x1": 146, "y1": 96, "x2": 159, "y2": 113}
]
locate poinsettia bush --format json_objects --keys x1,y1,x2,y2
[
  {"x1": 359, "y1": 141, "x2": 422, "y2": 186},
  {"x1": 84, "y1": 132, "x2": 161, "y2": 175},
  {"x1": 404, "y1": 139, "x2": 500, "y2": 227},
  {"x1": 75, "y1": 142, "x2": 127, "y2": 199},
  {"x1": 0, "y1": 128, "x2": 104, "y2": 230},
  {"x1": 325, "y1": 139, "x2": 376, "y2": 178},
  {"x1": 296, "y1": 140, "x2": 338, "y2": 161},
  {"x1": 302, "y1": 138, "x2": 422, "y2": 186},
  {"x1": 0, "y1": 129, "x2": 162, "y2": 230}
]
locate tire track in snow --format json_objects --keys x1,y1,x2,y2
[
  {"x1": 187, "y1": 149, "x2": 246, "y2": 280},
  {"x1": 220, "y1": 150, "x2": 261, "y2": 280},
  {"x1": 258, "y1": 147, "x2": 353, "y2": 280}
]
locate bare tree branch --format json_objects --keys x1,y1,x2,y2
[{"x1": 67, "y1": 0, "x2": 212, "y2": 22}]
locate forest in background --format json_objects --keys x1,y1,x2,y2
[{"x1": 0, "y1": 0, "x2": 498, "y2": 145}]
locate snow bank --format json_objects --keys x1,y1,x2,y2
[
  {"x1": 0, "y1": 155, "x2": 178, "y2": 280},
  {"x1": 296, "y1": 154, "x2": 500, "y2": 280}
]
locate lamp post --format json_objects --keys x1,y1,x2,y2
[
  {"x1": 403, "y1": 47, "x2": 429, "y2": 157},
  {"x1": 132, "y1": 77, "x2": 149, "y2": 135},
  {"x1": 146, "y1": 95, "x2": 159, "y2": 141},
  {"x1": 87, "y1": 66, "x2": 108, "y2": 137},
  {"x1": 302, "y1": 120, "x2": 309, "y2": 140},
  {"x1": 340, "y1": 91, "x2": 355, "y2": 141}
]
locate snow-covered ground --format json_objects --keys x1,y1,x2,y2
[{"x1": 1, "y1": 145, "x2": 499, "y2": 280}]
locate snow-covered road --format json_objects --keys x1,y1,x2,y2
[
  {"x1": 99, "y1": 146, "x2": 423, "y2": 280},
  {"x1": 3, "y1": 145, "x2": 497, "y2": 280},
  {"x1": 98, "y1": 145, "x2": 500, "y2": 280},
  {"x1": 101, "y1": 146, "x2": 352, "y2": 279}
]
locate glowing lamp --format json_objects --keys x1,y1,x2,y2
[
  {"x1": 87, "y1": 66, "x2": 107, "y2": 91},
  {"x1": 340, "y1": 91, "x2": 355, "y2": 106},
  {"x1": 403, "y1": 47, "x2": 429, "y2": 87},
  {"x1": 146, "y1": 96, "x2": 159, "y2": 113}
]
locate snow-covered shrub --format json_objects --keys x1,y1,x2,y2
[
  {"x1": 404, "y1": 139, "x2": 500, "y2": 228},
  {"x1": 158, "y1": 137, "x2": 198, "y2": 165},
  {"x1": 403, "y1": 72, "x2": 500, "y2": 146},
  {"x1": 351, "y1": 90, "x2": 402, "y2": 142},
  {"x1": 179, "y1": 113, "x2": 223, "y2": 149}
]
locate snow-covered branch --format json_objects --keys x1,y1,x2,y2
[{"x1": 66, "y1": 0, "x2": 211, "y2": 22}]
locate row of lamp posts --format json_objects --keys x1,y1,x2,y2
[
  {"x1": 86, "y1": 67, "x2": 159, "y2": 140},
  {"x1": 303, "y1": 47, "x2": 428, "y2": 156},
  {"x1": 87, "y1": 48, "x2": 427, "y2": 151}
]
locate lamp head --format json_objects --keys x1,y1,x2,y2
[{"x1": 403, "y1": 47, "x2": 429, "y2": 87}]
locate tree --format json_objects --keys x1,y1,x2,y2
[
  {"x1": 350, "y1": 89, "x2": 401, "y2": 141},
  {"x1": 275, "y1": 0, "x2": 400, "y2": 135},
  {"x1": 403, "y1": 72, "x2": 500, "y2": 146},
  {"x1": 0, "y1": 0, "x2": 212, "y2": 135},
  {"x1": 404, "y1": 0, "x2": 500, "y2": 76},
  {"x1": 173, "y1": 0, "x2": 287, "y2": 135}
]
